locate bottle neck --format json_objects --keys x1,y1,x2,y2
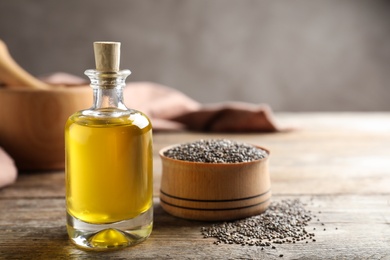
[
  {"x1": 85, "y1": 69, "x2": 131, "y2": 110},
  {"x1": 92, "y1": 87, "x2": 127, "y2": 110}
]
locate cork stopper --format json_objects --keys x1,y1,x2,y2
[{"x1": 93, "y1": 41, "x2": 120, "y2": 72}]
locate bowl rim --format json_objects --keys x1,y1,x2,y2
[{"x1": 159, "y1": 142, "x2": 270, "y2": 166}]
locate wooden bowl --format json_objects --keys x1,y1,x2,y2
[
  {"x1": 0, "y1": 86, "x2": 92, "y2": 170},
  {"x1": 159, "y1": 144, "x2": 271, "y2": 221}
]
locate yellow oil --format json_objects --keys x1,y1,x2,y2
[
  {"x1": 65, "y1": 108, "x2": 153, "y2": 224},
  {"x1": 89, "y1": 228, "x2": 131, "y2": 249}
]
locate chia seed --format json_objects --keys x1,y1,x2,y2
[
  {"x1": 163, "y1": 139, "x2": 268, "y2": 163},
  {"x1": 201, "y1": 199, "x2": 315, "y2": 249}
]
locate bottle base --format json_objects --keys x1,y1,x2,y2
[{"x1": 67, "y1": 207, "x2": 153, "y2": 250}]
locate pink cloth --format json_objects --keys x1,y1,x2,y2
[
  {"x1": 123, "y1": 82, "x2": 281, "y2": 132},
  {"x1": 45, "y1": 73, "x2": 281, "y2": 132},
  {"x1": 0, "y1": 147, "x2": 17, "y2": 189},
  {"x1": 42, "y1": 73, "x2": 284, "y2": 132}
]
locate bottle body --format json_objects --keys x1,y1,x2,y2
[{"x1": 65, "y1": 69, "x2": 153, "y2": 250}]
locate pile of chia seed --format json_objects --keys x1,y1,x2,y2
[
  {"x1": 201, "y1": 199, "x2": 315, "y2": 249},
  {"x1": 163, "y1": 139, "x2": 268, "y2": 163}
]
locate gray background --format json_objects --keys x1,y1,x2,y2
[{"x1": 1, "y1": 0, "x2": 389, "y2": 111}]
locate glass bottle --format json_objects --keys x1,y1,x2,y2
[{"x1": 65, "y1": 42, "x2": 153, "y2": 250}]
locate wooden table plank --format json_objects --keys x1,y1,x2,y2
[
  {"x1": 1, "y1": 113, "x2": 390, "y2": 259},
  {"x1": 1, "y1": 195, "x2": 389, "y2": 259}
]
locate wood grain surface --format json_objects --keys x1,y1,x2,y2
[{"x1": 1, "y1": 113, "x2": 390, "y2": 259}]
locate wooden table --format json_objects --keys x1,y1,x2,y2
[{"x1": 1, "y1": 113, "x2": 390, "y2": 259}]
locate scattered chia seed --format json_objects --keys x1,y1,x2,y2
[
  {"x1": 201, "y1": 199, "x2": 315, "y2": 249},
  {"x1": 163, "y1": 139, "x2": 267, "y2": 163}
]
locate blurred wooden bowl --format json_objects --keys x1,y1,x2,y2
[
  {"x1": 159, "y1": 144, "x2": 271, "y2": 221},
  {"x1": 0, "y1": 86, "x2": 92, "y2": 170}
]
